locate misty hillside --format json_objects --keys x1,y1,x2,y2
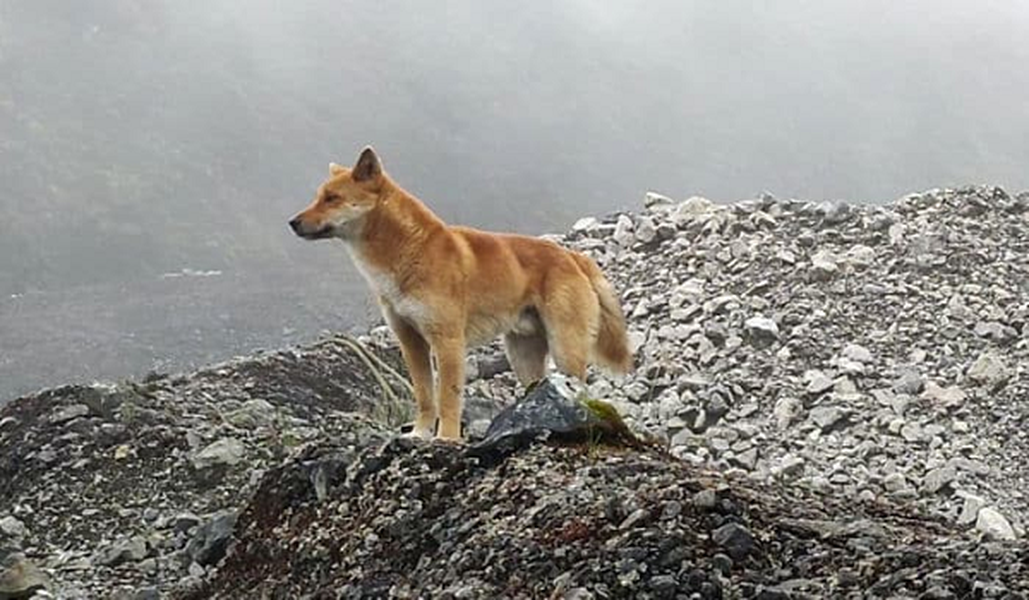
[
  {"x1": 2, "y1": 1, "x2": 1029, "y2": 400},
  {"x1": 2, "y1": 186, "x2": 1027, "y2": 598}
]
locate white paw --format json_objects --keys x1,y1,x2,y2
[{"x1": 401, "y1": 426, "x2": 434, "y2": 440}]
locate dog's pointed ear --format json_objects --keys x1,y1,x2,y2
[
  {"x1": 329, "y1": 162, "x2": 346, "y2": 176},
  {"x1": 352, "y1": 146, "x2": 382, "y2": 182}
]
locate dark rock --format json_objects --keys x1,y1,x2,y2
[
  {"x1": 711, "y1": 522, "x2": 756, "y2": 560},
  {"x1": 185, "y1": 510, "x2": 238, "y2": 567},
  {"x1": 692, "y1": 489, "x2": 719, "y2": 511},
  {"x1": 711, "y1": 552, "x2": 733, "y2": 575},
  {"x1": 649, "y1": 574, "x2": 678, "y2": 596},
  {"x1": 471, "y1": 376, "x2": 639, "y2": 460}
]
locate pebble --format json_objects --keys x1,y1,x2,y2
[
  {"x1": 50, "y1": 404, "x2": 90, "y2": 424},
  {"x1": 893, "y1": 369, "x2": 925, "y2": 395},
  {"x1": 190, "y1": 438, "x2": 245, "y2": 470},
  {"x1": 772, "y1": 397, "x2": 804, "y2": 430},
  {"x1": 967, "y1": 352, "x2": 1010, "y2": 387},
  {"x1": 841, "y1": 343, "x2": 873, "y2": 364},
  {"x1": 744, "y1": 316, "x2": 780, "y2": 342},
  {"x1": 921, "y1": 465, "x2": 957, "y2": 495},
  {"x1": 692, "y1": 489, "x2": 719, "y2": 511},
  {"x1": 810, "y1": 406, "x2": 848, "y2": 433},
  {"x1": 0, "y1": 556, "x2": 50, "y2": 598},
  {"x1": 711, "y1": 522, "x2": 756, "y2": 560},
  {"x1": 0, "y1": 516, "x2": 26, "y2": 539},
  {"x1": 804, "y1": 370, "x2": 834, "y2": 396}
]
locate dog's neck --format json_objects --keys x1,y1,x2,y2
[
  {"x1": 336, "y1": 218, "x2": 365, "y2": 242},
  {"x1": 341, "y1": 184, "x2": 446, "y2": 272}
]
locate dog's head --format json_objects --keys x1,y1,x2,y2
[{"x1": 289, "y1": 146, "x2": 385, "y2": 240}]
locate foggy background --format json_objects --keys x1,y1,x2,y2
[{"x1": 2, "y1": 0, "x2": 1028, "y2": 401}]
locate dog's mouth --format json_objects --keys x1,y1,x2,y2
[{"x1": 299, "y1": 226, "x2": 335, "y2": 240}]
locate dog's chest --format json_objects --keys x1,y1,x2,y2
[{"x1": 346, "y1": 246, "x2": 430, "y2": 323}]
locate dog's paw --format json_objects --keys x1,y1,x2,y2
[
  {"x1": 433, "y1": 434, "x2": 465, "y2": 446},
  {"x1": 400, "y1": 426, "x2": 435, "y2": 441}
]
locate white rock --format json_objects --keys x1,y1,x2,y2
[
  {"x1": 191, "y1": 438, "x2": 245, "y2": 470},
  {"x1": 967, "y1": 352, "x2": 1010, "y2": 387},
  {"x1": 842, "y1": 244, "x2": 876, "y2": 269},
  {"x1": 976, "y1": 506, "x2": 1017, "y2": 540},
  {"x1": 841, "y1": 343, "x2": 873, "y2": 364},
  {"x1": 809, "y1": 250, "x2": 838, "y2": 281},
  {"x1": 773, "y1": 397, "x2": 804, "y2": 430},
  {"x1": 883, "y1": 472, "x2": 909, "y2": 493},
  {"x1": 923, "y1": 382, "x2": 966, "y2": 409},
  {"x1": 771, "y1": 454, "x2": 805, "y2": 478},
  {"x1": 668, "y1": 196, "x2": 715, "y2": 227},
  {"x1": 626, "y1": 330, "x2": 647, "y2": 355},
  {"x1": 888, "y1": 222, "x2": 906, "y2": 245},
  {"x1": 572, "y1": 217, "x2": 599, "y2": 233},
  {"x1": 634, "y1": 217, "x2": 658, "y2": 244},
  {"x1": 643, "y1": 191, "x2": 674, "y2": 210},
  {"x1": 0, "y1": 515, "x2": 27, "y2": 538},
  {"x1": 744, "y1": 316, "x2": 779, "y2": 342},
  {"x1": 920, "y1": 465, "x2": 956, "y2": 495},
  {"x1": 50, "y1": 404, "x2": 89, "y2": 424},
  {"x1": 810, "y1": 406, "x2": 848, "y2": 432},
  {"x1": 613, "y1": 215, "x2": 635, "y2": 247},
  {"x1": 803, "y1": 370, "x2": 834, "y2": 395},
  {"x1": 677, "y1": 196, "x2": 715, "y2": 216}
]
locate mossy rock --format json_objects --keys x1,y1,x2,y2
[{"x1": 470, "y1": 376, "x2": 644, "y2": 461}]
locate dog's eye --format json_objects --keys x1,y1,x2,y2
[{"x1": 324, "y1": 193, "x2": 340, "y2": 203}]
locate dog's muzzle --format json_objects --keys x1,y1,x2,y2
[{"x1": 289, "y1": 217, "x2": 334, "y2": 240}]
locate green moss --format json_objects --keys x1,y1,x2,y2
[
  {"x1": 582, "y1": 396, "x2": 627, "y2": 429},
  {"x1": 578, "y1": 394, "x2": 640, "y2": 449}
]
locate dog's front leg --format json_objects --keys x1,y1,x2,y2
[
  {"x1": 431, "y1": 333, "x2": 466, "y2": 441},
  {"x1": 384, "y1": 307, "x2": 436, "y2": 438}
]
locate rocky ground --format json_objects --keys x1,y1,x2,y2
[
  {"x1": 0, "y1": 339, "x2": 412, "y2": 598},
  {"x1": 2, "y1": 185, "x2": 1028, "y2": 598},
  {"x1": 186, "y1": 435, "x2": 1026, "y2": 599}
]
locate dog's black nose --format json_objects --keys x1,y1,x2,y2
[{"x1": 289, "y1": 217, "x2": 302, "y2": 233}]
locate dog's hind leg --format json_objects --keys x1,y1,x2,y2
[
  {"x1": 539, "y1": 276, "x2": 600, "y2": 383},
  {"x1": 504, "y1": 331, "x2": 548, "y2": 387}
]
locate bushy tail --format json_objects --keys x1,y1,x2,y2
[{"x1": 572, "y1": 253, "x2": 633, "y2": 374}]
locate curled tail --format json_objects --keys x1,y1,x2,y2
[{"x1": 572, "y1": 253, "x2": 633, "y2": 374}]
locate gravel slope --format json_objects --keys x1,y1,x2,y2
[{"x1": 1, "y1": 185, "x2": 1027, "y2": 599}]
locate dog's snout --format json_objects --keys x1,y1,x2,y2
[{"x1": 289, "y1": 217, "x2": 302, "y2": 233}]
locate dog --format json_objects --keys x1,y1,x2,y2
[{"x1": 289, "y1": 147, "x2": 631, "y2": 440}]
